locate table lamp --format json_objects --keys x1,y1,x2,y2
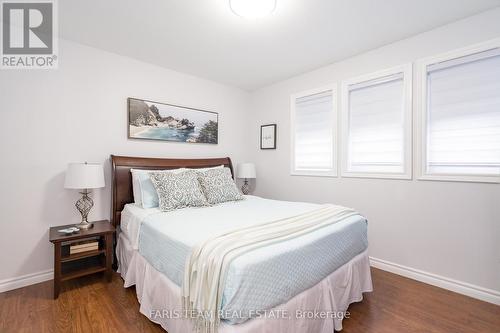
[
  {"x1": 236, "y1": 163, "x2": 256, "y2": 195},
  {"x1": 64, "y1": 162, "x2": 105, "y2": 229}
]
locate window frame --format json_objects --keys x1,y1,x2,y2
[
  {"x1": 416, "y1": 38, "x2": 500, "y2": 184},
  {"x1": 290, "y1": 85, "x2": 338, "y2": 177},
  {"x1": 340, "y1": 64, "x2": 413, "y2": 180}
]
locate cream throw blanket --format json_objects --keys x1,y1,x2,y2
[{"x1": 182, "y1": 204, "x2": 357, "y2": 333}]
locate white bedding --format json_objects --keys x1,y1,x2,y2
[
  {"x1": 120, "y1": 195, "x2": 320, "y2": 250},
  {"x1": 120, "y1": 203, "x2": 159, "y2": 249},
  {"x1": 120, "y1": 195, "x2": 368, "y2": 324},
  {"x1": 118, "y1": 232, "x2": 373, "y2": 333}
]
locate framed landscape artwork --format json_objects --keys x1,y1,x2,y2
[
  {"x1": 260, "y1": 124, "x2": 276, "y2": 149},
  {"x1": 128, "y1": 97, "x2": 218, "y2": 144}
]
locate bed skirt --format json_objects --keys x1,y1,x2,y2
[{"x1": 117, "y1": 233, "x2": 373, "y2": 333}]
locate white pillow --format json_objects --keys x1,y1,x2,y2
[
  {"x1": 193, "y1": 165, "x2": 224, "y2": 173},
  {"x1": 131, "y1": 165, "x2": 223, "y2": 208}
]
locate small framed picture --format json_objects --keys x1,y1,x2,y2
[{"x1": 260, "y1": 124, "x2": 277, "y2": 149}]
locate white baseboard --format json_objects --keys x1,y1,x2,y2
[
  {"x1": 0, "y1": 269, "x2": 54, "y2": 293},
  {"x1": 370, "y1": 256, "x2": 500, "y2": 306}
]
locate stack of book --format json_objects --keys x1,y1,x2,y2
[{"x1": 70, "y1": 240, "x2": 99, "y2": 254}]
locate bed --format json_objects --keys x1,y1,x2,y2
[{"x1": 111, "y1": 155, "x2": 372, "y2": 332}]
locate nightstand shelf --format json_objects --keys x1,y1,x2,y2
[
  {"x1": 61, "y1": 248, "x2": 106, "y2": 263},
  {"x1": 49, "y1": 220, "x2": 115, "y2": 299},
  {"x1": 61, "y1": 265, "x2": 107, "y2": 281},
  {"x1": 61, "y1": 250, "x2": 106, "y2": 262}
]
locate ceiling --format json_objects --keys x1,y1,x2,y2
[{"x1": 59, "y1": 0, "x2": 500, "y2": 90}]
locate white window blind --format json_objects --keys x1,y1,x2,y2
[
  {"x1": 425, "y1": 47, "x2": 500, "y2": 177},
  {"x1": 343, "y1": 69, "x2": 410, "y2": 177},
  {"x1": 292, "y1": 89, "x2": 335, "y2": 174}
]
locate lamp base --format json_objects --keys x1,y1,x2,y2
[
  {"x1": 241, "y1": 179, "x2": 250, "y2": 195},
  {"x1": 75, "y1": 190, "x2": 94, "y2": 229},
  {"x1": 75, "y1": 221, "x2": 94, "y2": 229}
]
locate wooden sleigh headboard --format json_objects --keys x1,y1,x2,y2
[{"x1": 110, "y1": 155, "x2": 234, "y2": 227}]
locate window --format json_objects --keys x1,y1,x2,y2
[
  {"x1": 341, "y1": 65, "x2": 412, "y2": 179},
  {"x1": 418, "y1": 40, "x2": 500, "y2": 183},
  {"x1": 291, "y1": 87, "x2": 337, "y2": 176}
]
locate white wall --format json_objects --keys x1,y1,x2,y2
[
  {"x1": 1, "y1": 7, "x2": 499, "y2": 304},
  {"x1": 248, "y1": 8, "x2": 500, "y2": 298},
  {"x1": 0, "y1": 39, "x2": 250, "y2": 286}
]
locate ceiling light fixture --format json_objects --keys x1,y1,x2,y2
[{"x1": 229, "y1": 0, "x2": 276, "y2": 19}]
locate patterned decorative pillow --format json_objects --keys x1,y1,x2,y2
[
  {"x1": 149, "y1": 170, "x2": 209, "y2": 211},
  {"x1": 197, "y1": 167, "x2": 244, "y2": 204},
  {"x1": 131, "y1": 168, "x2": 188, "y2": 208}
]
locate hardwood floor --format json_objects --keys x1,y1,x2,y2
[
  {"x1": 342, "y1": 269, "x2": 500, "y2": 333},
  {"x1": 0, "y1": 268, "x2": 499, "y2": 333}
]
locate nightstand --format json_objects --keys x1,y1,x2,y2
[{"x1": 49, "y1": 220, "x2": 115, "y2": 299}]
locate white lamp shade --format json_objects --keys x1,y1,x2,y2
[
  {"x1": 64, "y1": 163, "x2": 105, "y2": 189},
  {"x1": 236, "y1": 163, "x2": 256, "y2": 179}
]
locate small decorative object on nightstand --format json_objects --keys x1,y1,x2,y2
[
  {"x1": 49, "y1": 220, "x2": 115, "y2": 299},
  {"x1": 236, "y1": 163, "x2": 256, "y2": 195},
  {"x1": 64, "y1": 162, "x2": 105, "y2": 229}
]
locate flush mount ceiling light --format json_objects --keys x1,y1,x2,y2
[{"x1": 230, "y1": 0, "x2": 276, "y2": 19}]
